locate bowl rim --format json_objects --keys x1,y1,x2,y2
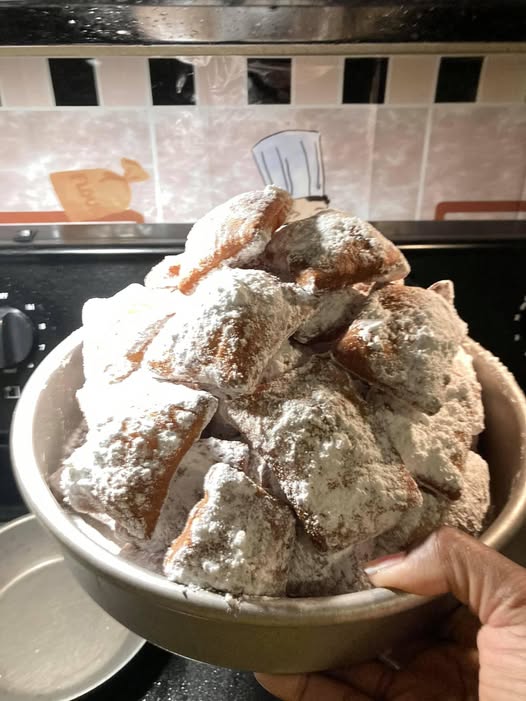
[{"x1": 11, "y1": 329, "x2": 526, "y2": 627}]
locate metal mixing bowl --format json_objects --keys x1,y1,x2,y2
[{"x1": 11, "y1": 330, "x2": 526, "y2": 672}]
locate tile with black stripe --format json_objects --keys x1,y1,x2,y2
[
  {"x1": 48, "y1": 58, "x2": 98, "y2": 106},
  {"x1": 149, "y1": 58, "x2": 195, "y2": 106},
  {"x1": 248, "y1": 58, "x2": 291, "y2": 104},
  {"x1": 435, "y1": 57, "x2": 483, "y2": 103},
  {"x1": 342, "y1": 57, "x2": 388, "y2": 104}
]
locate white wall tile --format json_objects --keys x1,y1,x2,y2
[
  {"x1": 96, "y1": 57, "x2": 150, "y2": 107},
  {"x1": 0, "y1": 58, "x2": 53, "y2": 108},
  {"x1": 294, "y1": 56, "x2": 343, "y2": 105},
  {"x1": 385, "y1": 55, "x2": 439, "y2": 105},
  {"x1": 478, "y1": 55, "x2": 526, "y2": 104}
]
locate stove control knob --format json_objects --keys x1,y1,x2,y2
[{"x1": 0, "y1": 306, "x2": 35, "y2": 369}]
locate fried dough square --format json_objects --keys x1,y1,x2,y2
[
  {"x1": 375, "y1": 451, "x2": 490, "y2": 555},
  {"x1": 146, "y1": 268, "x2": 313, "y2": 397},
  {"x1": 178, "y1": 186, "x2": 292, "y2": 294},
  {"x1": 263, "y1": 209, "x2": 410, "y2": 292},
  {"x1": 60, "y1": 377, "x2": 218, "y2": 539},
  {"x1": 82, "y1": 284, "x2": 177, "y2": 384},
  {"x1": 149, "y1": 437, "x2": 250, "y2": 549},
  {"x1": 163, "y1": 463, "x2": 295, "y2": 596},
  {"x1": 369, "y1": 348, "x2": 484, "y2": 499},
  {"x1": 334, "y1": 285, "x2": 468, "y2": 414},
  {"x1": 225, "y1": 357, "x2": 421, "y2": 550}
]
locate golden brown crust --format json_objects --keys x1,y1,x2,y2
[
  {"x1": 225, "y1": 357, "x2": 422, "y2": 550},
  {"x1": 144, "y1": 255, "x2": 184, "y2": 289},
  {"x1": 133, "y1": 403, "x2": 216, "y2": 538},
  {"x1": 146, "y1": 268, "x2": 313, "y2": 397},
  {"x1": 62, "y1": 379, "x2": 218, "y2": 540},
  {"x1": 178, "y1": 186, "x2": 292, "y2": 294},
  {"x1": 334, "y1": 285, "x2": 467, "y2": 414},
  {"x1": 164, "y1": 494, "x2": 209, "y2": 566},
  {"x1": 263, "y1": 209, "x2": 410, "y2": 293}
]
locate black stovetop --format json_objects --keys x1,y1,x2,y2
[{"x1": 81, "y1": 645, "x2": 275, "y2": 701}]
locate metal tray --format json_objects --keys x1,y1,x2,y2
[{"x1": 0, "y1": 514, "x2": 144, "y2": 701}]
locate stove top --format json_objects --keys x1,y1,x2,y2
[{"x1": 82, "y1": 646, "x2": 275, "y2": 701}]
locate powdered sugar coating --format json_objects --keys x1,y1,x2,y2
[
  {"x1": 428, "y1": 279, "x2": 455, "y2": 305},
  {"x1": 376, "y1": 451, "x2": 490, "y2": 556},
  {"x1": 147, "y1": 437, "x2": 250, "y2": 550},
  {"x1": 163, "y1": 463, "x2": 296, "y2": 596},
  {"x1": 60, "y1": 375, "x2": 217, "y2": 539},
  {"x1": 293, "y1": 285, "x2": 368, "y2": 344},
  {"x1": 82, "y1": 284, "x2": 178, "y2": 385},
  {"x1": 335, "y1": 285, "x2": 468, "y2": 414},
  {"x1": 374, "y1": 490, "x2": 442, "y2": 556},
  {"x1": 243, "y1": 453, "x2": 287, "y2": 503},
  {"x1": 55, "y1": 186, "x2": 491, "y2": 600},
  {"x1": 369, "y1": 348, "x2": 484, "y2": 499},
  {"x1": 226, "y1": 357, "x2": 422, "y2": 550},
  {"x1": 263, "y1": 209, "x2": 410, "y2": 293},
  {"x1": 178, "y1": 186, "x2": 292, "y2": 294},
  {"x1": 49, "y1": 421, "x2": 88, "y2": 500},
  {"x1": 456, "y1": 345, "x2": 485, "y2": 436},
  {"x1": 146, "y1": 268, "x2": 314, "y2": 397},
  {"x1": 445, "y1": 451, "x2": 490, "y2": 534},
  {"x1": 287, "y1": 528, "x2": 374, "y2": 597},
  {"x1": 120, "y1": 437, "x2": 250, "y2": 572},
  {"x1": 261, "y1": 340, "x2": 308, "y2": 382},
  {"x1": 144, "y1": 254, "x2": 184, "y2": 289}
]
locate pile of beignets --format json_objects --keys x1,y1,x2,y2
[{"x1": 52, "y1": 186, "x2": 490, "y2": 598}]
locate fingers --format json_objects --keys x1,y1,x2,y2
[
  {"x1": 439, "y1": 605, "x2": 480, "y2": 648},
  {"x1": 330, "y1": 661, "x2": 395, "y2": 697},
  {"x1": 365, "y1": 526, "x2": 526, "y2": 626},
  {"x1": 254, "y1": 672, "x2": 370, "y2": 701},
  {"x1": 332, "y1": 644, "x2": 478, "y2": 701}
]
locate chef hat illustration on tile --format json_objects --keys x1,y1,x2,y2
[
  {"x1": 50, "y1": 158, "x2": 149, "y2": 223},
  {"x1": 252, "y1": 130, "x2": 329, "y2": 221}
]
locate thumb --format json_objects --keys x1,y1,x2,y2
[{"x1": 366, "y1": 526, "x2": 526, "y2": 627}]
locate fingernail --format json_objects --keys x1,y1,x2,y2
[{"x1": 364, "y1": 551, "x2": 406, "y2": 577}]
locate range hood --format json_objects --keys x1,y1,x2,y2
[{"x1": 1, "y1": 1, "x2": 526, "y2": 56}]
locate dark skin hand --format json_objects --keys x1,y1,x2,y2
[{"x1": 255, "y1": 527, "x2": 526, "y2": 700}]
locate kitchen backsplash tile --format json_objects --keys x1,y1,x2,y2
[
  {"x1": 206, "y1": 107, "x2": 376, "y2": 220},
  {"x1": 48, "y1": 58, "x2": 99, "y2": 106},
  {"x1": 149, "y1": 58, "x2": 195, "y2": 106},
  {"x1": 385, "y1": 55, "x2": 439, "y2": 104},
  {"x1": 434, "y1": 57, "x2": 483, "y2": 103},
  {"x1": 154, "y1": 108, "x2": 210, "y2": 222},
  {"x1": 247, "y1": 58, "x2": 291, "y2": 104},
  {"x1": 294, "y1": 56, "x2": 343, "y2": 105},
  {"x1": 369, "y1": 107, "x2": 428, "y2": 220},
  {"x1": 0, "y1": 110, "x2": 157, "y2": 223},
  {"x1": 420, "y1": 105, "x2": 526, "y2": 220},
  {"x1": 195, "y1": 56, "x2": 246, "y2": 107},
  {"x1": 0, "y1": 58, "x2": 53, "y2": 108},
  {"x1": 478, "y1": 54, "x2": 526, "y2": 103},
  {"x1": 97, "y1": 57, "x2": 150, "y2": 107},
  {"x1": 0, "y1": 52, "x2": 524, "y2": 224},
  {"x1": 342, "y1": 58, "x2": 388, "y2": 104}
]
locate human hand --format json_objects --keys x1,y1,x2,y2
[{"x1": 255, "y1": 527, "x2": 526, "y2": 700}]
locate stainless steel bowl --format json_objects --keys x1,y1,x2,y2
[{"x1": 11, "y1": 330, "x2": 526, "y2": 673}]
